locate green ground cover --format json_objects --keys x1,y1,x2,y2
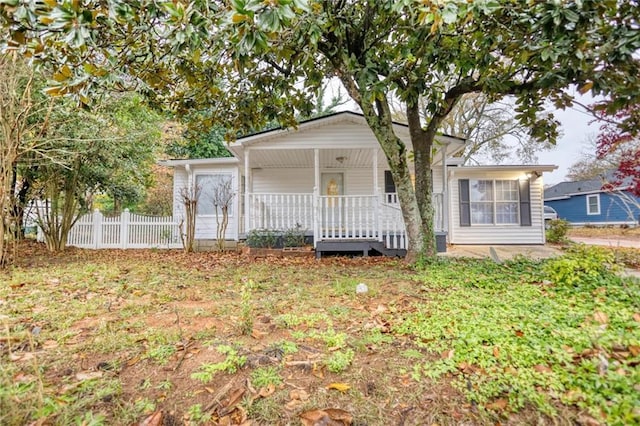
[{"x1": 1, "y1": 243, "x2": 638, "y2": 425}]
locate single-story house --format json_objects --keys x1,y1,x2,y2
[
  {"x1": 544, "y1": 177, "x2": 640, "y2": 226},
  {"x1": 161, "y1": 112, "x2": 556, "y2": 255}
]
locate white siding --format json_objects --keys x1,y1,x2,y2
[
  {"x1": 173, "y1": 169, "x2": 188, "y2": 220},
  {"x1": 251, "y1": 167, "x2": 378, "y2": 195},
  {"x1": 248, "y1": 122, "x2": 409, "y2": 150},
  {"x1": 173, "y1": 164, "x2": 240, "y2": 241},
  {"x1": 252, "y1": 168, "x2": 314, "y2": 193},
  {"x1": 449, "y1": 170, "x2": 546, "y2": 244}
]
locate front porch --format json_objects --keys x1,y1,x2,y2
[
  {"x1": 240, "y1": 192, "x2": 445, "y2": 253},
  {"x1": 227, "y1": 113, "x2": 462, "y2": 254}
]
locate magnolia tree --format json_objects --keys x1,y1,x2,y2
[{"x1": 2, "y1": 0, "x2": 639, "y2": 261}]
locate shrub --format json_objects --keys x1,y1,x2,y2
[
  {"x1": 544, "y1": 244, "x2": 619, "y2": 287},
  {"x1": 546, "y1": 219, "x2": 570, "y2": 243},
  {"x1": 245, "y1": 228, "x2": 277, "y2": 248},
  {"x1": 283, "y1": 224, "x2": 306, "y2": 248}
]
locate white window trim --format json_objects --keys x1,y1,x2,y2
[
  {"x1": 470, "y1": 179, "x2": 520, "y2": 225},
  {"x1": 586, "y1": 194, "x2": 600, "y2": 215},
  {"x1": 195, "y1": 172, "x2": 235, "y2": 217}
]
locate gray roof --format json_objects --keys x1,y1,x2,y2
[
  {"x1": 544, "y1": 171, "x2": 630, "y2": 200},
  {"x1": 544, "y1": 178, "x2": 606, "y2": 199}
]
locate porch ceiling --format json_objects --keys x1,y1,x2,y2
[{"x1": 248, "y1": 148, "x2": 380, "y2": 169}]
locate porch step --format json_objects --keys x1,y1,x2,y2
[{"x1": 315, "y1": 240, "x2": 406, "y2": 259}]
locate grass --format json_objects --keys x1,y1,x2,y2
[{"x1": 0, "y1": 242, "x2": 639, "y2": 425}]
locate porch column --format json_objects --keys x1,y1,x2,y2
[
  {"x1": 244, "y1": 148, "x2": 250, "y2": 234},
  {"x1": 441, "y1": 143, "x2": 448, "y2": 233},
  {"x1": 313, "y1": 149, "x2": 320, "y2": 247},
  {"x1": 373, "y1": 147, "x2": 382, "y2": 241}
]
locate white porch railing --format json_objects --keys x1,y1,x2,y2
[
  {"x1": 247, "y1": 193, "x2": 314, "y2": 231},
  {"x1": 318, "y1": 195, "x2": 379, "y2": 240},
  {"x1": 244, "y1": 192, "x2": 445, "y2": 251},
  {"x1": 66, "y1": 209, "x2": 182, "y2": 249}
]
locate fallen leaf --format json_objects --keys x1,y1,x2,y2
[
  {"x1": 258, "y1": 383, "x2": 275, "y2": 398},
  {"x1": 290, "y1": 389, "x2": 309, "y2": 401},
  {"x1": 514, "y1": 330, "x2": 524, "y2": 337},
  {"x1": 75, "y1": 371, "x2": 103, "y2": 381},
  {"x1": 9, "y1": 352, "x2": 36, "y2": 362},
  {"x1": 13, "y1": 373, "x2": 36, "y2": 383},
  {"x1": 577, "y1": 414, "x2": 601, "y2": 426},
  {"x1": 284, "y1": 399, "x2": 304, "y2": 411},
  {"x1": 138, "y1": 410, "x2": 163, "y2": 426},
  {"x1": 493, "y1": 346, "x2": 500, "y2": 358},
  {"x1": 441, "y1": 349, "x2": 454, "y2": 360},
  {"x1": 486, "y1": 398, "x2": 508, "y2": 411},
  {"x1": 533, "y1": 364, "x2": 552, "y2": 374},
  {"x1": 630, "y1": 345, "x2": 640, "y2": 357},
  {"x1": 633, "y1": 313, "x2": 640, "y2": 322},
  {"x1": 311, "y1": 364, "x2": 324, "y2": 379},
  {"x1": 251, "y1": 329, "x2": 267, "y2": 339},
  {"x1": 326, "y1": 382, "x2": 351, "y2": 393},
  {"x1": 221, "y1": 387, "x2": 245, "y2": 411},
  {"x1": 126, "y1": 355, "x2": 141, "y2": 366},
  {"x1": 300, "y1": 410, "x2": 328, "y2": 426},
  {"x1": 593, "y1": 311, "x2": 608, "y2": 324},
  {"x1": 324, "y1": 408, "x2": 353, "y2": 424}
]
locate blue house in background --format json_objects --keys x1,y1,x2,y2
[{"x1": 544, "y1": 177, "x2": 640, "y2": 226}]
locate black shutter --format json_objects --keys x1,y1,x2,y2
[
  {"x1": 459, "y1": 179, "x2": 471, "y2": 227},
  {"x1": 384, "y1": 170, "x2": 396, "y2": 193},
  {"x1": 519, "y1": 179, "x2": 532, "y2": 226}
]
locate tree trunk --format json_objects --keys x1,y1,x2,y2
[
  {"x1": 407, "y1": 102, "x2": 437, "y2": 259},
  {"x1": 357, "y1": 99, "x2": 428, "y2": 263}
]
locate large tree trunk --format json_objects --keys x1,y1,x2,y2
[
  {"x1": 333, "y1": 70, "x2": 438, "y2": 262},
  {"x1": 406, "y1": 103, "x2": 437, "y2": 259},
  {"x1": 358, "y1": 98, "x2": 429, "y2": 263}
]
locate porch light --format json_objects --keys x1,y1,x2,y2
[
  {"x1": 335, "y1": 156, "x2": 347, "y2": 164},
  {"x1": 526, "y1": 171, "x2": 542, "y2": 180}
]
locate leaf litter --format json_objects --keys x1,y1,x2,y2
[{"x1": 1, "y1": 241, "x2": 638, "y2": 425}]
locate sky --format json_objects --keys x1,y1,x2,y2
[{"x1": 537, "y1": 102, "x2": 599, "y2": 185}]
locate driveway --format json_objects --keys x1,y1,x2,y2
[
  {"x1": 570, "y1": 237, "x2": 640, "y2": 249},
  {"x1": 441, "y1": 244, "x2": 562, "y2": 261}
]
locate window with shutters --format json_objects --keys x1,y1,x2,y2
[{"x1": 467, "y1": 179, "x2": 520, "y2": 225}]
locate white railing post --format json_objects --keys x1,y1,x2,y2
[
  {"x1": 376, "y1": 194, "x2": 383, "y2": 242},
  {"x1": 120, "y1": 209, "x2": 130, "y2": 249},
  {"x1": 93, "y1": 209, "x2": 102, "y2": 249}
]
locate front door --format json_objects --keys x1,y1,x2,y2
[{"x1": 321, "y1": 172, "x2": 344, "y2": 237}]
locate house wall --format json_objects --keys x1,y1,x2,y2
[
  {"x1": 546, "y1": 191, "x2": 640, "y2": 226},
  {"x1": 248, "y1": 121, "x2": 410, "y2": 150},
  {"x1": 448, "y1": 169, "x2": 546, "y2": 244},
  {"x1": 172, "y1": 164, "x2": 240, "y2": 241}
]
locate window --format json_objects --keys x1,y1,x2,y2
[
  {"x1": 195, "y1": 174, "x2": 234, "y2": 216},
  {"x1": 461, "y1": 179, "x2": 525, "y2": 225},
  {"x1": 586, "y1": 194, "x2": 600, "y2": 215}
]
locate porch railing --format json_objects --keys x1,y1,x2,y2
[
  {"x1": 247, "y1": 193, "x2": 314, "y2": 231},
  {"x1": 318, "y1": 195, "x2": 379, "y2": 240},
  {"x1": 244, "y1": 192, "x2": 445, "y2": 250}
]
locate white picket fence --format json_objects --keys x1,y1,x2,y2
[{"x1": 66, "y1": 209, "x2": 182, "y2": 249}]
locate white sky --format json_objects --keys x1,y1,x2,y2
[{"x1": 538, "y1": 102, "x2": 599, "y2": 185}]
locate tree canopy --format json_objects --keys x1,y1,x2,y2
[{"x1": 2, "y1": 0, "x2": 639, "y2": 260}]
